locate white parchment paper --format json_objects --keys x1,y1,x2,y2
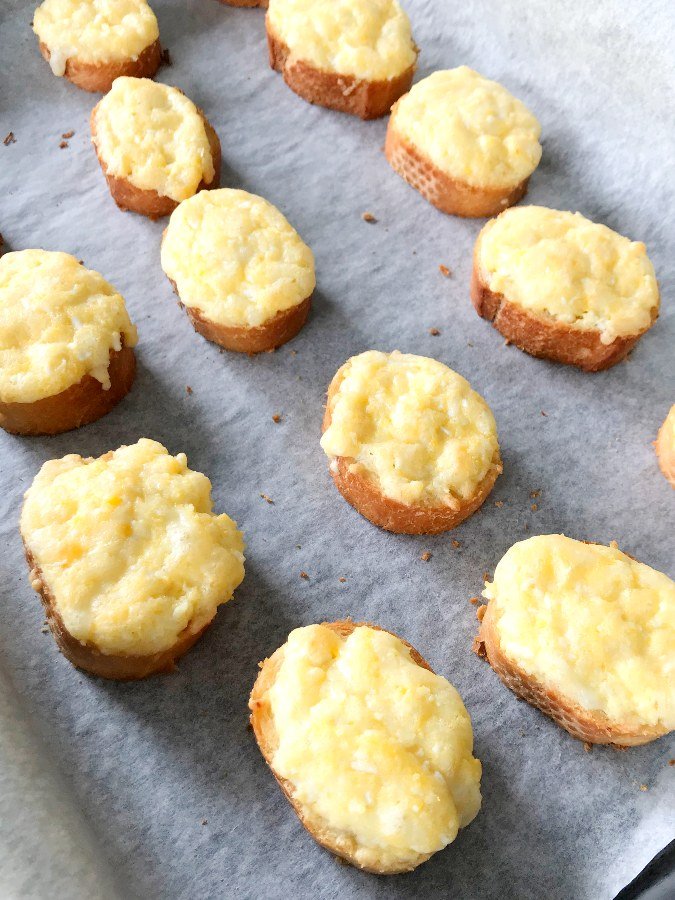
[{"x1": 0, "y1": 1, "x2": 673, "y2": 897}]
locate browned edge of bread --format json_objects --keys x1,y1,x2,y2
[
  {"x1": 474, "y1": 599, "x2": 668, "y2": 748},
  {"x1": 219, "y1": 0, "x2": 268, "y2": 6},
  {"x1": 38, "y1": 38, "x2": 161, "y2": 93},
  {"x1": 266, "y1": 23, "x2": 415, "y2": 120},
  {"x1": 321, "y1": 369, "x2": 502, "y2": 534},
  {"x1": 249, "y1": 619, "x2": 435, "y2": 874},
  {"x1": 23, "y1": 541, "x2": 212, "y2": 681},
  {"x1": 385, "y1": 121, "x2": 529, "y2": 218},
  {"x1": 655, "y1": 411, "x2": 675, "y2": 486},
  {"x1": 470, "y1": 253, "x2": 657, "y2": 371},
  {"x1": 90, "y1": 103, "x2": 221, "y2": 220},
  {"x1": 0, "y1": 345, "x2": 135, "y2": 436}
]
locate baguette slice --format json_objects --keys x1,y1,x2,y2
[
  {"x1": 250, "y1": 620, "x2": 437, "y2": 874},
  {"x1": 655, "y1": 405, "x2": 675, "y2": 486},
  {"x1": 0, "y1": 345, "x2": 135, "y2": 436},
  {"x1": 37, "y1": 38, "x2": 161, "y2": 94},
  {"x1": 90, "y1": 105, "x2": 221, "y2": 220},
  {"x1": 266, "y1": 24, "x2": 414, "y2": 120}
]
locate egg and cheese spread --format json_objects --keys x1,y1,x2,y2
[
  {"x1": 161, "y1": 189, "x2": 316, "y2": 328},
  {"x1": 657, "y1": 405, "x2": 675, "y2": 483},
  {"x1": 391, "y1": 67, "x2": 542, "y2": 189},
  {"x1": 33, "y1": 0, "x2": 159, "y2": 76},
  {"x1": 320, "y1": 351, "x2": 499, "y2": 507},
  {"x1": 268, "y1": 624, "x2": 481, "y2": 869},
  {"x1": 477, "y1": 207, "x2": 659, "y2": 345},
  {"x1": 0, "y1": 250, "x2": 137, "y2": 405},
  {"x1": 21, "y1": 439, "x2": 245, "y2": 657},
  {"x1": 92, "y1": 78, "x2": 214, "y2": 202},
  {"x1": 483, "y1": 535, "x2": 675, "y2": 730},
  {"x1": 267, "y1": 0, "x2": 416, "y2": 82}
]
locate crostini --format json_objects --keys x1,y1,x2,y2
[
  {"x1": 91, "y1": 77, "x2": 221, "y2": 219},
  {"x1": 161, "y1": 188, "x2": 315, "y2": 353},
  {"x1": 475, "y1": 535, "x2": 675, "y2": 746},
  {"x1": 21, "y1": 439, "x2": 245, "y2": 680},
  {"x1": 656, "y1": 406, "x2": 675, "y2": 486},
  {"x1": 0, "y1": 250, "x2": 137, "y2": 435},
  {"x1": 320, "y1": 351, "x2": 501, "y2": 533},
  {"x1": 250, "y1": 620, "x2": 481, "y2": 873},
  {"x1": 386, "y1": 67, "x2": 542, "y2": 217}
]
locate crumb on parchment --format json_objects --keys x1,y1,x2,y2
[
  {"x1": 272, "y1": 413, "x2": 282, "y2": 423},
  {"x1": 420, "y1": 551, "x2": 432, "y2": 561},
  {"x1": 362, "y1": 211, "x2": 377, "y2": 223},
  {"x1": 300, "y1": 571, "x2": 309, "y2": 580},
  {"x1": 260, "y1": 493, "x2": 274, "y2": 504},
  {"x1": 439, "y1": 264, "x2": 452, "y2": 277},
  {"x1": 429, "y1": 327, "x2": 440, "y2": 336},
  {"x1": 3, "y1": 132, "x2": 16, "y2": 146}
]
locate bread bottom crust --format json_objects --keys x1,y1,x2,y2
[
  {"x1": 470, "y1": 263, "x2": 654, "y2": 371},
  {"x1": 0, "y1": 346, "x2": 135, "y2": 436},
  {"x1": 655, "y1": 414, "x2": 675, "y2": 486},
  {"x1": 91, "y1": 107, "x2": 222, "y2": 220},
  {"x1": 266, "y1": 25, "x2": 415, "y2": 120},
  {"x1": 385, "y1": 124, "x2": 529, "y2": 218},
  {"x1": 24, "y1": 544, "x2": 212, "y2": 681},
  {"x1": 38, "y1": 39, "x2": 162, "y2": 93},
  {"x1": 475, "y1": 605, "x2": 667, "y2": 747},
  {"x1": 219, "y1": 0, "x2": 267, "y2": 6},
  {"x1": 250, "y1": 620, "x2": 435, "y2": 874}
]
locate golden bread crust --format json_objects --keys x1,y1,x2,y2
[
  {"x1": 655, "y1": 411, "x2": 675, "y2": 486},
  {"x1": 0, "y1": 345, "x2": 135, "y2": 436},
  {"x1": 23, "y1": 543, "x2": 211, "y2": 680},
  {"x1": 249, "y1": 620, "x2": 434, "y2": 874},
  {"x1": 384, "y1": 122, "x2": 529, "y2": 218},
  {"x1": 470, "y1": 257, "x2": 656, "y2": 371},
  {"x1": 475, "y1": 601, "x2": 668, "y2": 747},
  {"x1": 91, "y1": 105, "x2": 221, "y2": 220},
  {"x1": 38, "y1": 38, "x2": 161, "y2": 93},
  {"x1": 321, "y1": 374, "x2": 501, "y2": 534},
  {"x1": 266, "y1": 23, "x2": 414, "y2": 120}
]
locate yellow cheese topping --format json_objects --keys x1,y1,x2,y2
[
  {"x1": 268, "y1": 624, "x2": 481, "y2": 870},
  {"x1": 21, "y1": 439, "x2": 245, "y2": 657},
  {"x1": 0, "y1": 250, "x2": 137, "y2": 405},
  {"x1": 33, "y1": 0, "x2": 159, "y2": 76},
  {"x1": 92, "y1": 78, "x2": 214, "y2": 203},
  {"x1": 267, "y1": 0, "x2": 416, "y2": 81},
  {"x1": 161, "y1": 189, "x2": 315, "y2": 328},
  {"x1": 320, "y1": 351, "x2": 499, "y2": 507},
  {"x1": 391, "y1": 67, "x2": 542, "y2": 189},
  {"x1": 477, "y1": 206, "x2": 660, "y2": 345},
  {"x1": 483, "y1": 535, "x2": 675, "y2": 730}
]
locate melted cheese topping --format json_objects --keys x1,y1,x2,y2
[
  {"x1": 391, "y1": 67, "x2": 542, "y2": 189},
  {"x1": 483, "y1": 535, "x2": 675, "y2": 730},
  {"x1": 477, "y1": 207, "x2": 660, "y2": 345},
  {"x1": 33, "y1": 0, "x2": 159, "y2": 76},
  {"x1": 657, "y1": 405, "x2": 675, "y2": 484},
  {"x1": 21, "y1": 439, "x2": 245, "y2": 657},
  {"x1": 92, "y1": 78, "x2": 215, "y2": 203},
  {"x1": 268, "y1": 624, "x2": 481, "y2": 870},
  {"x1": 0, "y1": 250, "x2": 137, "y2": 405},
  {"x1": 161, "y1": 189, "x2": 315, "y2": 328},
  {"x1": 267, "y1": 0, "x2": 416, "y2": 81},
  {"x1": 320, "y1": 351, "x2": 499, "y2": 507}
]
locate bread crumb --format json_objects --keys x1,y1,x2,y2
[
  {"x1": 161, "y1": 47, "x2": 172, "y2": 66},
  {"x1": 288, "y1": 348, "x2": 297, "y2": 357},
  {"x1": 272, "y1": 413, "x2": 282, "y2": 423},
  {"x1": 467, "y1": 341, "x2": 474, "y2": 347},
  {"x1": 61, "y1": 130, "x2": 74, "y2": 139},
  {"x1": 41, "y1": 626, "x2": 50, "y2": 634},
  {"x1": 529, "y1": 489, "x2": 541, "y2": 499},
  {"x1": 429, "y1": 327, "x2": 441, "y2": 336},
  {"x1": 639, "y1": 784, "x2": 648, "y2": 792},
  {"x1": 185, "y1": 385, "x2": 193, "y2": 395},
  {"x1": 420, "y1": 551, "x2": 432, "y2": 561},
  {"x1": 339, "y1": 576, "x2": 346, "y2": 583},
  {"x1": 583, "y1": 742, "x2": 593, "y2": 753},
  {"x1": 476, "y1": 604, "x2": 487, "y2": 621},
  {"x1": 362, "y1": 211, "x2": 377, "y2": 223},
  {"x1": 494, "y1": 500, "x2": 504, "y2": 508},
  {"x1": 541, "y1": 410, "x2": 548, "y2": 417},
  {"x1": 483, "y1": 571, "x2": 490, "y2": 582},
  {"x1": 531, "y1": 503, "x2": 538, "y2": 511},
  {"x1": 439, "y1": 264, "x2": 452, "y2": 277},
  {"x1": 201, "y1": 818, "x2": 208, "y2": 825},
  {"x1": 668, "y1": 759, "x2": 675, "y2": 766},
  {"x1": 260, "y1": 493, "x2": 274, "y2": 504},
  {"x1": 59, "y1": 141, "x2": 69, "y2": 149},
  {"x1": 469, "y1": 596, "x2": 479, "y2": 605},
  {"x1": 296, "y1": 544, "x2": 301, "y2": 550},
  {"x1": 3, "y1": 132, "x2": 16, "y2": 146},
  {"x1": 300, "y1": 571, "x2": 309, "y2": 580},
  {"x1": 452, "y1": 539, "x2": 461, "y2": 549}
]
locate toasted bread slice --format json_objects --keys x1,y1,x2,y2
[
  {"x1": 265, "y1": 0, "x2": 417, "y2": 120},
  {"x1": 250, "y1": 620, "x2": 481, "y2": 874},
  {"x1": 386, "y1": 68, "x2": 541, "y2": 217},
  {"x1": 475, "y1": 535, "x2": 674, "y2": 747},
  {"x1": 471, "y1": 207, "x2": 660, "y2": 371},
  {"x1": 655, "y1": 405, "x2": 675, "y2": 486},
  {"x1": 320, "y1": 351, "x2": 501, "y2": 534},
  {"x1": 21, "y1": 440, "x2": 246, "y2": 680},
  {"x1": 91, "y1": 79, "x2": 221, "y2": 220},
  {"x1": 161, "y1": 189, "x2": 315, "y2": 353},
  {"x1": 33, "y1": 0, "x2": 161, "y2": 93}
]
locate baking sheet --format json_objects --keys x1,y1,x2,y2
[{"x1": 1, "y1": 0, "x2": 674, "y2": 897}]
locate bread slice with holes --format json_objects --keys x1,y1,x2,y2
[
  {"x1": 475, "y1": 535, "x2": 675, "y2": 747},
  {"x1": 265, "y1": 0, "x2": 417, "y2": 119},
  {"x1": 250, "y1": 620, "x2": 481, "y2": 874},
  {"x1": 33, "y1": 0, "x2": 161, "y2": 93}
]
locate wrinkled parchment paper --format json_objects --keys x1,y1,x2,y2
[{"x1": 1, "y1": 0, "x2": 673, "y2": 897}]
